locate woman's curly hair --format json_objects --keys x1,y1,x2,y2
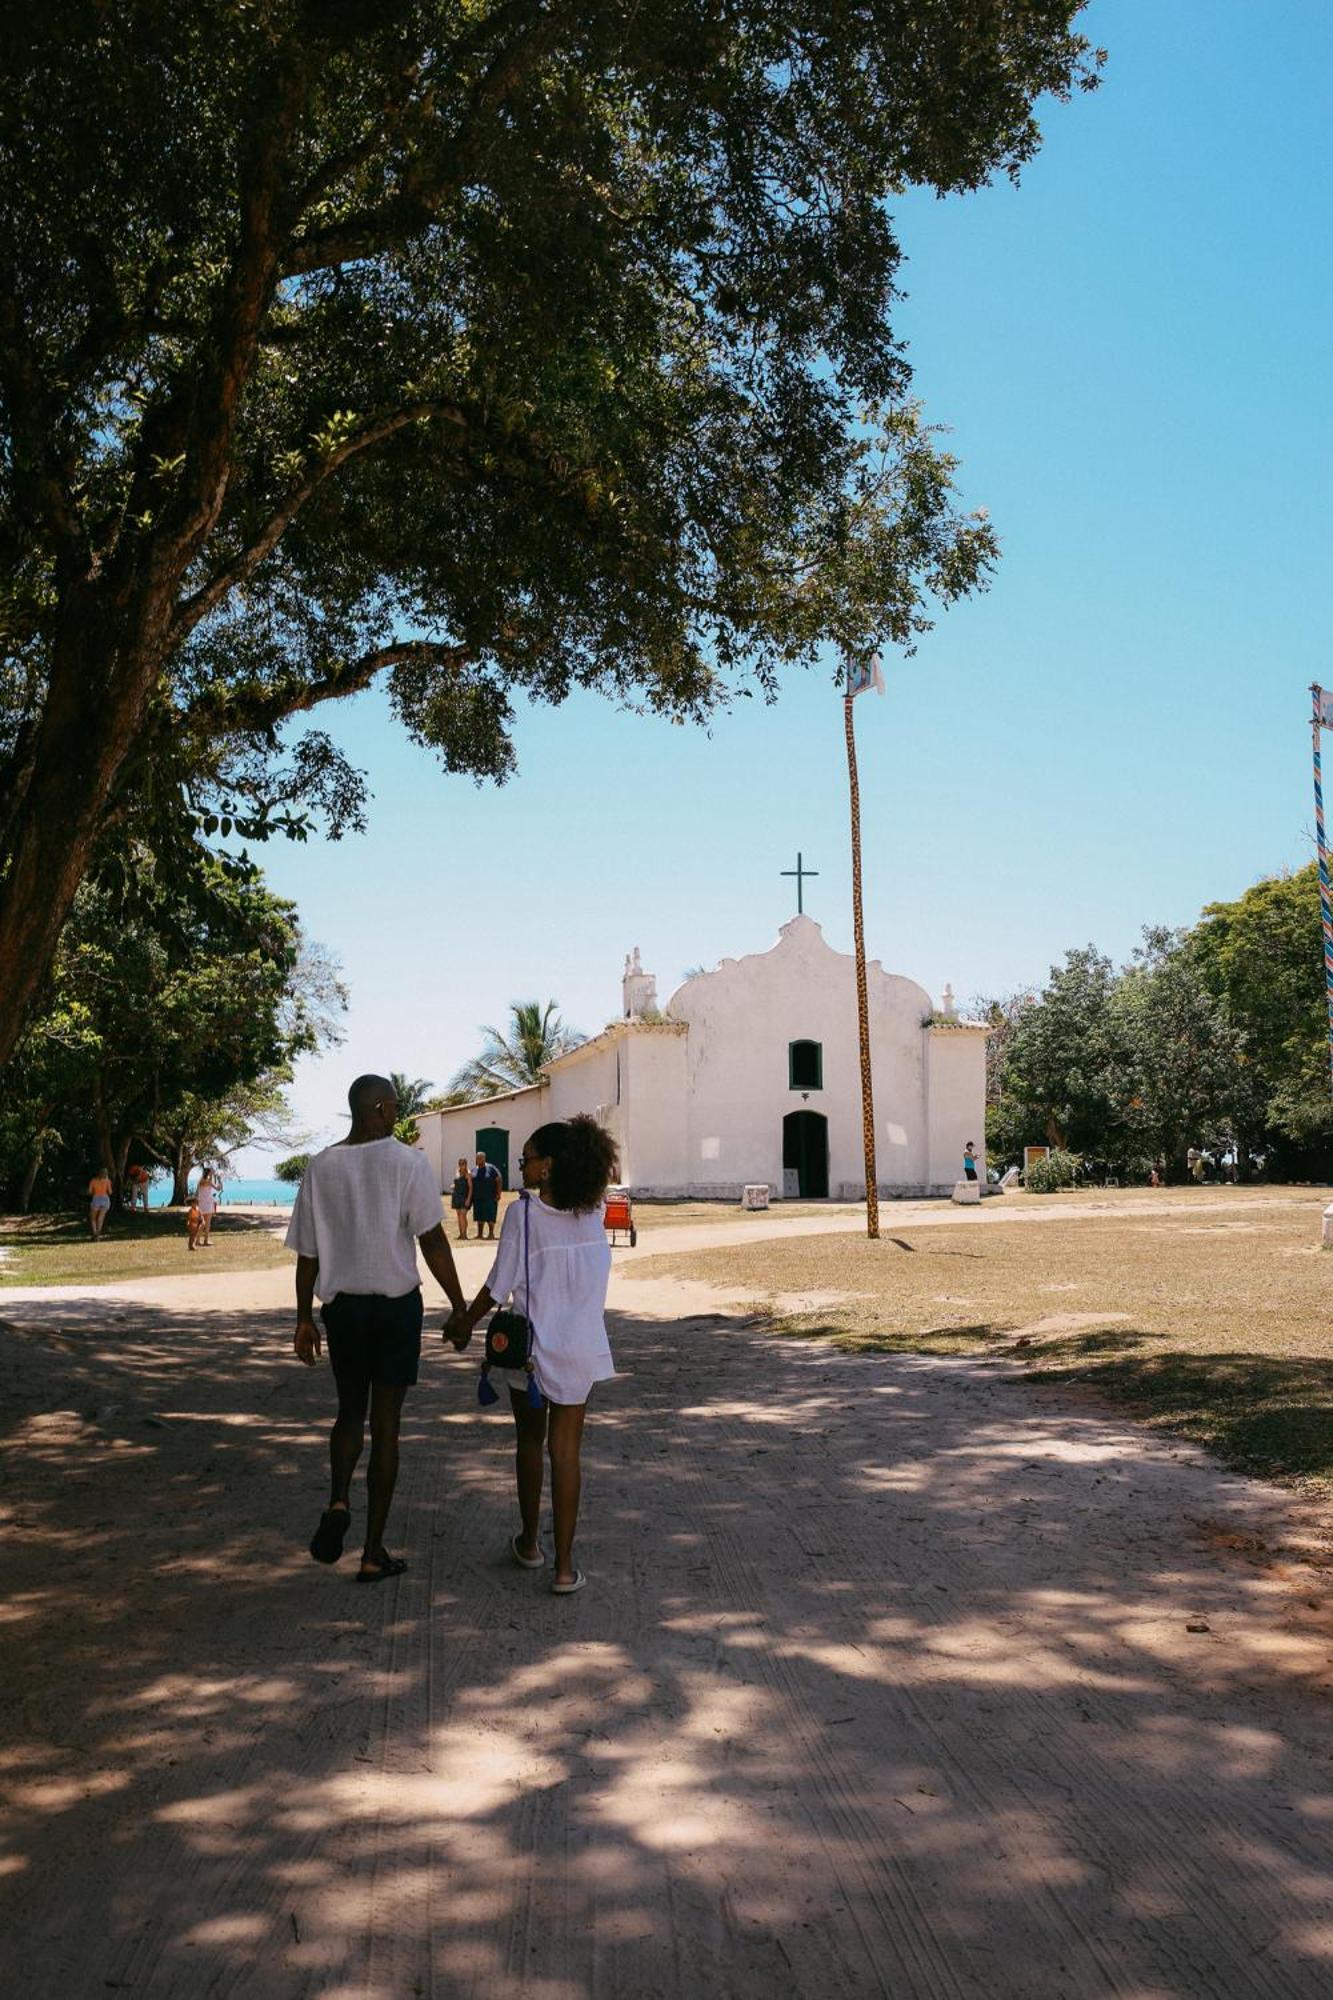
[{"x1": 529, "y1": 1115, "x2": 619, "y2": 1213}]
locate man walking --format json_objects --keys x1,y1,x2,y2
[{"x1": 287, "y1": 1074, "x2": 466, "y2": 1582}]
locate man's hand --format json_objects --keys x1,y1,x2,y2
[
  {"x1": 443, "y1": 1305, "x2": 473, "y2": 1352},
  {"x1": 294, "y1": 1316, "x2": 321, "y2": 1367}
]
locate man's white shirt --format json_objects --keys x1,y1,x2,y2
[{"x1": 285, "y1": 1138, "x2": 442, "y2": 1301}]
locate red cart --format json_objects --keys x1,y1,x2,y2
[{"x1": 603, "y1": 1185, "x2": 637, "y2": 1248}]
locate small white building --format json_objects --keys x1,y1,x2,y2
[{"x1": 415, "y1": 916, "x2": 987, "y2": 1200}]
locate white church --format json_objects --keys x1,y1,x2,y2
[{"x1": 414, "y1": 916, "x2": 988, "y2": 1201}]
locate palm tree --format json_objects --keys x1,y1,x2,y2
[
  {"x1": 449, "y1": 1001, "x2": 585, "y2": 1099},
  {"x1": 388, "y1": 1072, "x2": 435, "y2": 1117}
]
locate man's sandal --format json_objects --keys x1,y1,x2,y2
[
  {"x1": 356, "y1": 1552, "x2": 408, "y2": 1584},
  {"x1": 551, "y1": 1570, "x2": 586, "y2": 1596},
  {"x1": 510, "y1": 1533, "x2": 545, "y2": 1569},
  {"x1": 309, "y1": 1506, "x2": 351, "y2": 1565}
]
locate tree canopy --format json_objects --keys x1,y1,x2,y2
[
  {"x1": 0, "y1": 1, "x2": 1101, "y2": 1061},
  {"x1": 987, "y1": 867, "x2": 1332, "y2": 1179}
]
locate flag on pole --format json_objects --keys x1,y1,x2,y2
[
  {"x1": 1317, "y1": 686, "x2": 1333, "y2": 728},
  {"x1": 846, "y1": 654, "x2": 885, "y2": 699}
]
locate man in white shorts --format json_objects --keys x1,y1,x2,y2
[{"x1": 287, "y1": 1075, "x2": 466, "y2": 1583}]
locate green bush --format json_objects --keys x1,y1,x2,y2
[
  {"x1": 275, "y1": 1153, "x2": 309, "y2": 1184},
  {"x1": 1024, "y1": 1148, "x2": 1079, "y2": 1193}
]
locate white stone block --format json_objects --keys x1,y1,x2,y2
[
  {"x1": 951, "y1": 1179, "x2": 981, "y2": 1204},
  {"x1": 1322, "y1": 1203, "x2": 1333, "y2": 1249},
  {"x1": 742, "y1": 1183, "x2": 771, "y2": 1210}
]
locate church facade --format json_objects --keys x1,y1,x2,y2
[{"x1": 415, "y1": 917, "x2": 987, "y2": 1202}]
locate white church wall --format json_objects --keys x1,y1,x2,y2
[
  {"x1": 926, "y1": 1028, "x2": 989, "y2": 1188},
  {"x1": 619, "y1": 1027, "x2": 689, "y2": 1192},
  {"x1": 414, "y1": 1085, "x2": 545, "y2": 1194},
  {"x1": 668, "y1": 916, "x2": 940, "y2": 1199}
]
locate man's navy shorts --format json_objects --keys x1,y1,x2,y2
[{"x1": 321, "y1": 1289, "x2": 423, "y2": 1388}]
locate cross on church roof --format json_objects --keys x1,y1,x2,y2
[{"x1": 781, "y1": 850, "x2": 818, "y2": 915}]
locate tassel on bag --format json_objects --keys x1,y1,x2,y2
[
  {"x1": 478, "y1": 1365, "x2": 499, "y2": 1406},
  {"x1": 525, "y1": 1366, "x2": 544, "y2": 1412}
]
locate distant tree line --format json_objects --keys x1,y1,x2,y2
[{"x1": 981, "y1": 866, "x2": 1332, "y2": 1183}]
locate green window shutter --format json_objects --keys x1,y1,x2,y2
[{"x1": 789, "y1": 1040, "x2": 822, "y2": 1089}]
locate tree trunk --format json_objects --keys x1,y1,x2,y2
[
  {"x1": 19, "y1": 1146, "x2": 43, "y2": 1213},
  {"x1": 171, "y1": 1137, "x2": 193, "y2": 1207},
  {"x1": 0, "y1": 591, "x2": 173, "y2": 1068}
]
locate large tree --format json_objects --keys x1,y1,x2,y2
[{"x1": 0, "y1": 2, "x2": 1100, "y2": 1062}]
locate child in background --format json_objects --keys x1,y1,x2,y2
[{"x1": 186, "y1": 1200, "x2": 203, "y2": 1251}]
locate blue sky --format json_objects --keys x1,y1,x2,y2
[{"x1": 238, "y1": 0, "x2": 1333, "y2": 1165}]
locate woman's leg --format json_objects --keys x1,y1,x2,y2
[
  {"x1": 508, "y1": 1388, "x2": 547, "y2": 1556},
  {"x1": 547, "y1": 1401, "x2": 588, "y2": 1583}
]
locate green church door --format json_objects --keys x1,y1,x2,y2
[
  {"x1": 783, "y1": 1111, "x2": 829, "y2": 1199},
  {"x1": 474, "y1": 1126, "x2": 510, "y2": 1190}
]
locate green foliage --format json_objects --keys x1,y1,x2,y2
[
  {"x1": 0, "y1": 2, "x2": 1102, "y2": 1059},
  {"x1": 1001, "y1": 947, "x2": 1124, "y2": 1153},
  {"x1": 275, "y1": 1153, "x2": 309, "y2": 1184},
  {"x1": 388, "y1": 1073, "x2": 435, "y2": 1118},
  {"x1": 0, "y1": 843, "x2": 343, "y2": 1207},
  {"x1": 450, "y1": 1000, "x2": 584, "y2": 1099},
  {"x1": 988, "y1": 867, "x2": 1332, "y2": 1177},
  {"x1": 1194, "y1": 865, "x2": 1330, "y2": 1148},
  {"x1": 1107, "y1": 927, "x2": 1242, "y2": 1172},
  {"x1": 1024, "y1": 1149, "x2": 1079, "y2": 1193}
]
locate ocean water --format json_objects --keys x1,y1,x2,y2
[{"x1": 147, "y1": 1176, "x2": 295, "y2": 1209}]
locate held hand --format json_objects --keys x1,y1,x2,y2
[
  {"x1": 444, "y1": 1306, "x2": 473, "y2": 1351},
  {"x1": 293, "y1": 1317, "x2": 321, "y2": 1367}
]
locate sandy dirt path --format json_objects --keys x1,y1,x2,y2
[{"x1": 3, "y1": 1237, "x2": 1333, "y2": 1997}]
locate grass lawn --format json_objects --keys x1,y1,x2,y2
[
  {"x1": 0, "y1": 1208, "x2": 292, "y2": 1287},
  {"x1": 631, "y1": 1186, "x2": 1333, "y2": 1495}
]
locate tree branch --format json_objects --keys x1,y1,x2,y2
[
  {"x1": 0, "y1": 277, "x2": 87, "y2": 567},
  {"x1": 282, "y1": 1, "x2": 557, "y2": 276},
  {"x1": 172, "y1": 400, "x2": 468, "y2": 638},
  {"x1": 185, "y1": 638, "x2": 474, "y2": 735}
]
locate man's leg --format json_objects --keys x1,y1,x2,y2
[
  {"x1": 547, "y1": 1401, "x2": 588, "y2": 1584},
  {"x1": 330, "y1": 1373, "x2": 370, "y2": 1509},
  {"x1": 362, "y1": 1381, "x2": 408, "y2": 1571},
  {"x1": 508, "y1": 1388, "x2": 547, "y2": 1557}
]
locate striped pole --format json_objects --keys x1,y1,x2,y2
[
  {"x1": 1312, "y1": 685, "x2": 1333, "y2": 1095},
  {"x1": 844, "y1": 679, "x2": 880, "y2": 1239}
]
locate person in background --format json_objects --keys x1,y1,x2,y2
[
  {"x1": 289, "y1": 1073, "x2": 466, "y2": 1583},
  {"x1": 448, "y1": 1116, "x2": 619, "y2": 1596},
  {"x1": 450, "y1": 1157, "x2": 473, "y2": 1241},
  {"x1": 126, "y1": 1163, "x2": 151, "y2": 1212},
  {"x1": 963, "y1": 1141, "x2": 978, "y2": 1183},
  {"x1": 195, "y1": 1169, "x2": 219, "y2": 1245},
  {"x1": 471, "y1": 1150, "x2": 501, "y2": 1241},
  {"x1": 186, "y1": 1197, "x2": 203, "y2": 1250},
  {"x1": 88, "y1": 1169, "x2": 113, "y2": 1240}
]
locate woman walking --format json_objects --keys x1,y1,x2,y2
[
  {"x1": 88, "y1": 1168, "x2": 113, "y2": 1240},
  {"x1": 450, "y1": 1157, "x2": 473, "y2": 1240},
  {"x1": 448, "y1": 1115, "x2": 617, "y2": 1595}
]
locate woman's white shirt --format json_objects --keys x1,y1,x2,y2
[{"x1": 486, "y1": 1193, "x2": 615, "y2": 1405}]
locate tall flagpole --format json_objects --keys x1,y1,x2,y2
[
  {"x1": 844, "y1": 674, "x2": 880, "y2": 1240},
  {"x1": 1311, "y1": 685, "x2": 1333, "y2": 1095}
]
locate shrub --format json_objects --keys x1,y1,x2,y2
[
  {"x1": 275, "y1": 1153, "x2": 310, "y2": 1184},
  {"x1": 1024, "y1": 1148, "x2": 1079, "y2": 1193}
]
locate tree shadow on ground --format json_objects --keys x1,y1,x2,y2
[
  {"x1": 1028, "y1": 1334, "x2": 1333, "y2": 1488},
  {"x1": 2, "y1": 1297, "x2": 1333, "y2": 1997}
]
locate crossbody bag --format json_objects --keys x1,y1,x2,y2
[{"x1": 478, "y1": 1192, "x2": 544, "y2": 1410}]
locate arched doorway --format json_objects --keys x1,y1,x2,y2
[
  {"x1": 783, "y1": 1110, "x2": 828, "y2": 1199},
  {"x1": 474, "y1": 1126, "x2": 510, "y2": 1190}
]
